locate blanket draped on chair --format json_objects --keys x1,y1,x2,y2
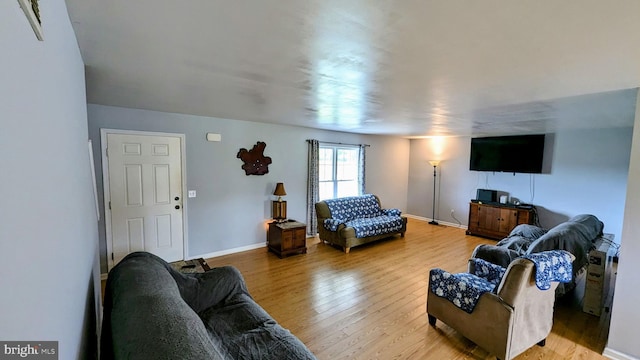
[
  {"x1": 521, "y1": 250, "x2": 573, "y2": 290},
  {"x1": 430, "y1": 251, "x2": 572, "y2": 313},
  {"x1": 429, "y1": 258, "x2": 505, "y2": 313}
]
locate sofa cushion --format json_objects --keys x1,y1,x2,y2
[
  {"x1": 323, "y1": 194, "x2": 382, "y2": 222},
  {"x1": 346, "y1": 215, "x2": 404, "y2": 238},
  {"x1": 199, "y1": 293, "x2": 316, "y2": 359}
]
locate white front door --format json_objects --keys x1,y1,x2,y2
[{"x1": 105, "y1": 132, "x2": 184, "y2": 268}]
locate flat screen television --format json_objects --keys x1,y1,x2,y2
[{"x1": 470, "y1": 134, "x2": 545, "y2": 173}]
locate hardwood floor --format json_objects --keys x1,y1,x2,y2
[{"x1": 205, "y1": 218, "x2": 613, "y2": 360}]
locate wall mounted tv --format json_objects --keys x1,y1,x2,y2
[{"x1": 470, "y1": 134, "x2": 545, "y2": 174}]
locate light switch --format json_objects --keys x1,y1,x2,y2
[{"x1": 188, "y1": 190, "x2": 197, "y2": 198}]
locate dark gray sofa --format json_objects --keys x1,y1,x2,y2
[
  {"x1": 101, "y1": 252, "x2": 316, "y2": 360},
  {"x1": 472, "y1": 214, "x2": 604, "y2": 294}
]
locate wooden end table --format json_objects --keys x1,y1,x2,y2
[{"x1": 267, "y1": 220, "x2": 307, "y2": 258}]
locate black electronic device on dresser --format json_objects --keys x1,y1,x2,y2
[{"x1": 476, "y1": 189, "x2": 497, "y2": 203}]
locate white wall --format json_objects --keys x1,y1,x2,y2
[
  {"x1": 408, "y1": 135, "x2": 476, "y2": 225},
  {"x1": 0, "y1": 1, "x2": 99, "y2": 358},
  {"x1": 606, "y1": 92, "x2": 640, "y2": 359},
  {"x1": 407, "y1": 128, "x2": 632, "y2": 241},
  {"x1": 88, "y1": 104, "x2": 410, "y2": 272}
]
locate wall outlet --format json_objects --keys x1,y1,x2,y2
[{"x1": 450, "y1": 209, "x2": 455, "y2": 215}]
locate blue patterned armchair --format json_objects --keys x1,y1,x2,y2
[
  {"x1": 315, "y1": 194, "x2": 407, "y2": 253},
  {"x1": 427, "y1": 250, "x2": 575, "y2": 360}
]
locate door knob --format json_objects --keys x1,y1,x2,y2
[
  {"x1": 175, "y1": 205, "x2": 180, "y2": 210},
  {"x1": 175, "y1": 196, "x2": 180, "y2": 201}
]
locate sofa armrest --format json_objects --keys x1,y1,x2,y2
[
  {"x1": 324, "y1": 218, "x2": 345, "y2": 231},
  {"x1": 382, "y1": 208, "x2": 402, "y2": 217}
]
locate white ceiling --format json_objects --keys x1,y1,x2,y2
[{"x1": 65, "y1": 0, "x2": 640, "y2": 137}]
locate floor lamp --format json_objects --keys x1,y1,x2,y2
[{"x1": 428, "y1": 160, "x2": 440, "y2": 225}]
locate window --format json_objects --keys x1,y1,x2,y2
[{"x1": 318, "y1": 145, "x2": 361, "y2": 200}]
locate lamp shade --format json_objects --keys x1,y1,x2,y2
[
  {"x1": 428, "y1": 160, "x2": 441, "y2": 167},
  {"x1": 273, "y1": 182, "x2": 287, "y2": 197}
]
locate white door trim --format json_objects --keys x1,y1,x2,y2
[{"x1": 100, "y1": 128, "x2": 189, "y2": 271}]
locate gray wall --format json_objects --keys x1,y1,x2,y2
[
  {"x1": 0, "y1": 0, "x2": 100, "y2": 358},
  {"x1": 88, "y1": 104, "x2": 410, "y2": 272},
  {"x1": 407, "y1": 127, "x2": 632, "y2": 243},
  {"x1": 607, "y1": 92, "x2": 640, "y2": 359}
]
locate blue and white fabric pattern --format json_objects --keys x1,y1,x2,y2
[
  {"x1": 346, "y1": 215, "x2": 404, "y2": 238},
  {"x1": 322, "y1": 194, "x2": 403, "y2": 237},
  {"x1": 470, "y1": 258, "x2": 507, "y2": 285},
  {"x1": 429, "y1": 269, "x2": 497, "y2": 313},
  {"x1": 324, "y1": 194, "x2": 383, "y2": 222},
  {"x1": 521, "y1": 250, "x2": 573, "y2": 290},
  {"x1": 430, "y1": 250, "x2": 573, "y2": 313},
  {"x1": 323, "y1": 218, "x2": 344, "y2": 232},
  {"x1": 382, "y1": 208, "x2": 401, "y2": 217}
]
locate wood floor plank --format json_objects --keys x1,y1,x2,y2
[{"x1": 204, "y1": 218, "x2": 613, "y2": 360}]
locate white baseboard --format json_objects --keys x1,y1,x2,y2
[
  {"x1": 188, "y1": 242, "x2": 266, "y2": 261},
  {"x1": 404, "y1": 214, "x2": 468, "y2": 230},
  {"x1": 100, "y1": 243, "x2": 268, "y2": 279},
  {"x1": 603, "y1": 347, "x2": 640, "y2": 360}
]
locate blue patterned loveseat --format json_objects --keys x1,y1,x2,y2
[{"x1": 315, "y1": 194, "x2": 407, "y2": 253}]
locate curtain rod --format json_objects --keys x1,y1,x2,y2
[{"x1": 306, "y1": 139, "x2": 370, "y2": 147}]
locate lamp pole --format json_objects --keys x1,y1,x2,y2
[{"x1": 428, "y1": 161, "x2": 440, "y2": 225}]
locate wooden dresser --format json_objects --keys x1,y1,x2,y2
[{"x1": 466, "y1": 202, "x2": 534, "y2": 240}]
